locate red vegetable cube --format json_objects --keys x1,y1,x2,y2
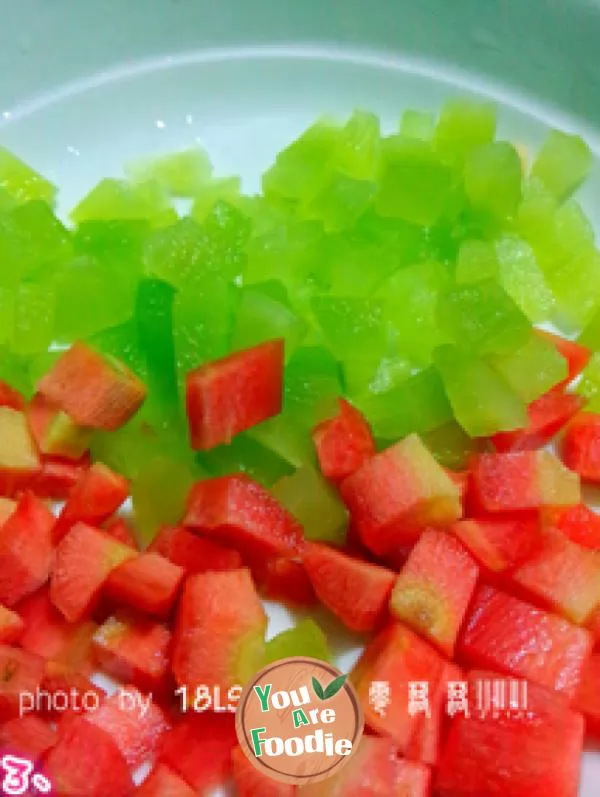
[
  {"x1": 26, "y1": 391, "x2": 92, "y2": 459},
  {"x1": 460, "y1": 585, "x2": 592, "y2": 700},
  {"x1": 544, "y1": 503, "x2": 600, "y2": 549},
  {"x1": 158, "y1": 713, "x2": 237, "y2": 792},
  {"x1": 86, "y1": 686, "x2": 169, "y2": 769},
  {"x1": 38, "y1": 340, "x2": 147, "y2": 431},
  {"x1": 436, "y1": 671, "x2": 584, "y2": 797},
  {"x1": 105, "y1": 517, "x2": 138, "y2": 548},
  {"x1": 137, "y1": 764, "x2": 196, "y2": 797},
  {"x1": 351, "y1": 622, "x2": 445, "y2": 752},
  {"x1": 43, "y1": 714, "x2": 133, "y2": 797},
  {"x1": 53, "y1": 461, "x2": 129, "y2": 543},
  {"x1": 41, "y1": 661, "x2": 104, "y2": 715},
  {"x1": 184, "y1": 474, "x2": 303, "y2": 558},
  {"x1": 492, "y1": 390, "x2": 585, "y2": 452},
  {"x1": 0, "y1": 604, "x2": 23, "y2": 644},
  {"x1": 0, "y1": 714, "x2": 57, "y2": 760},
  {"x1": 451, "y1": 517, "x2": 540, "y2": 573},
  {"x1": 172, "y1": 569, "x2": 266, "y2": 694},
  {"x1": 312, "y1": 398, "x2": 375, "y2": 483},
  {"x1": 470, "y1": 451, "x2": 580, "y2": 513},
  {"x1": 250, "y1": 555, "x2": 317, "y2": 607},
  {"x1": 0, "y1": 380, "x2": 25, "y2": 411},
  {"x1": 149, "y1": 524, "x2": 243, "y2": 573},
  {"x1": 51, "y1": 523, "x2": 136, "y2": 621},
  {"x1": 298, "y1": 735, "x2": 431, "y2": 797},
  {"x1": 18, "y1": 587, "x2": 96, "y2": 671},
  {"x1": 390, "y1": 529, "x2": 479, "y2": 657},
  {"x1": 0, "y1": 407, "x2": 41, "y2": 497},
  {"x1": 0, "y1": 645, "x2": 44, "y2": 720},
  {"x1": 105, "y1": 553, "x2": 184, "y2": 617},
  {"x1": 561, "y1": 411, "x2": 600, "y2": 483},
  {"x1": 537, "y1": 329, "x2": 591, "y2": 388},
  {"x1": 93, "y1": 612, "x2": 171, "y2": 695},
  {"x1": 232, "y1": 746, "x2": 295, "y2": 796},
  {"x1": 186, "y1": 338, "x2": 284, "y2": 450},
  {"x1": 30, "y1": 453, "x2": 90, "y2": 500},
  {"x1": 512, "y1": 529, "x2": 600, "y2": 624},
  {"x1": 574, "y1": 652, "x2": 600, "y2": 738},
  {"x1": 303, "y1": 541, "x2": 394, "y2": 632},
  {"x1": 0, "y1": 491, "x2": 54, "y2": 606},
  {"x1": 341, "y1": 434, "x2": 462, "y2": 555}
]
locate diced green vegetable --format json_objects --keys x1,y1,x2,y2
[
  {"x1": 264, "y1": 619, "x2": 331, "y2": 664},
  {"x1": 488, "y1": 332, "x2": 568, "y2": 403},
  {"x1": 531, "y1": 130, "x2": 592, "y2": 201}
]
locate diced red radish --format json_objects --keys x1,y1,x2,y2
[
  {"x1": 544, "y1": 503, "x2": 600, "y2": 549},
  {"x1": 250, "y1": 555, "x2": 317, "y2": 607},
  {"x1": 93, "y1": 612, "x2": 171, "y2": 695},
  {"x1": 303, "y1": 541, "x2": 395, "y2": 632},
  {"x1": 537, "y1": 329, "x2": 591, "y2": 388},
  {"x1": 26, "y1": 391, "x2": 92, "y2": 459},
  {"x1": 232, "y1": 745, "x2": 295, "y2": 796},
  {"x1": 298, "y1": 735, "x2": 431, "y2": 797},
  {"x1": 105, "y1": 516, "x2": 138, "y2": 548},
  {"x1": 574, "y1": 652, "x2": 600, "y2": 738},
  {"x1": 0, "y1": 645, "x2": 44, "y2": 720},
  {"x1": 136, "y1": 764, "x2": 196, "y2": 797},
  {"x1": 341, "y1": 433, "x2": 462, "y2": 555},
  {"x1": 351, "y1": 622, "x2": 445, "y2": 752},
  {"x1": 0, "y1": 491, "x2": 53, "y2": 606},
  {"x1": 312, "y1": 398, "x2": 375, "y2": 483},
  {"x1": 30, "y1": 452, "x2": 90, "y2": 500},
  {"x1": 390, "y1": 529, "x2": 479, "y2": 657},
  {"x1": 450, "y1": 517, "x2": 540, "y2": 573},
  {"x1": 17, "y1": 588, "x2": 96, "y2": 671},
  {"x1": 0, "y1": 380, "x2": 25, "y2": 411},
  {"x1": 460, "y1": 585, "x2": 592, "y2": 700},
  {"x1": 186, "y1": 338, "x2": 284, "y2": 450},
  {"x1": 0, "y1": 407, "x2": 41, "y2": 497},
  {"x1": 86, "y1": 687, "x2": 169, "y2": 769},
  {"x1": 512, "y1": 529, "x2": 600, "y2": 624},
  {"x1": 184, "y1": 474, "x2": 303, "y2": 558},
  {"x1": 492, "y1": 390, "x2": 585, "y2": 452},
  {"x1": 105, "y1": 553, "x2": 184, "y2": 617},
  {"x1": 0, "y1": 714, "x2": 57, "y2": 760},
  {"x1": 470, "y1": 450, "x2": 580, "y2": 513},
  {"x1": 38, "y1": 340, "x2": 147, "y2": 431},
  {"x1": 53, "y1": 461, "x2": 129, "y2": 543},
  {"x1": 43, "y1": 714, "x2": 133, "y2": 797},
  {"x1": 436, "y1": 671, "x2": 584, "y2": 797},
  {"x1": 158, "y1": 712, "x2": 237, "y2": 792},
  {"x1": 51, "y1": 523, "x2": 136, "y2": 621},
  {"x1": 149, "y1": 524, "x2": 243, "y2": 574},
  {"x1": 0, "y1": 605, "x2": 23, "y2": 644},
  {"x1": 172, "y1": 569, "x2": 266, "y2": 694},
  {"x1": 561, "y1": 411, "x2": 600, "y2": 483}
]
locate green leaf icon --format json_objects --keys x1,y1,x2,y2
[
  {"x1": 324, "y1": 674, "x2": 348, "y2": 699},
  {"x1": 312, "y1": 677, "x2": 325, "y2": 700}
]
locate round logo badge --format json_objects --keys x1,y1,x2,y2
[{"x1": 235, "y1": 657, "x2": 364, "y2": 786}]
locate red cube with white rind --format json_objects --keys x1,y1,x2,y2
[
  {"x1": 312, "y1": 398, "x2": 375, "y2": 483},
  {"x1": 450, "y1": 517, "x2": 539, "y2": 573},
  {"x1": 184, "y1": 474, "x2": 303, "y2": 558},
  {"x1": 105, "y1": 553, "x2": 185, "y2": 617},
  {"x1": 351, "y1": 622, "x2": 445, "y2": 752},
  {"x1": 51, "y1": 523, "x2": 136, "y2": 622},
  {"x1": 93, "y1": 612, "x2": 171, "y2": 695},
  {"x1": 341, "y1": 433, "x2": 462, "y2": 555},
  {"x1": 561, "y1": 411, "x2": 600, "y2": 484},
  {"x1": 0, "y1": 491, "x2": 54, "y2": 606},
  {"x1": 149, "y1": 524, "x2": 242, "y2": 574},
  {"x1": 512, "y1": 529, "x2": 600, "y2": 625},
  {"x1": 544, "y1": 503, "x2": 600, "y2": 549},
  {"x1": 0, "y1": 645, "x2": 45, "y2": 721},
  {"x1": 436, "y1": 671, "x2": 584, "y2": 797},
  {"x1": 37, "y1": 340, "x2": 147, "y2": 431},
  {"x1": 390, "y1": 529, "x2": 480, "y2": 657},
  {"x1": 0, "y1": 714, "x2": 57, "y2": 760},
  {"x1": 53, "y1": 461, "x2": 129, "y2": 543},
  {"x1": 186, "y1": 339, "x2": 284, "y2": 450},
  {"x1": 303, "y1": 541, "x2": 395, "y2": 632},
  {"x1": 172, "y1": 569, "x2": 267, "y2": 695},
  {"x1": 470, "y1": 450, "x2": 580, "y2": 513},
  {"x1": 460, "y1": 585, "x2": 592, "y2": 700}
]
